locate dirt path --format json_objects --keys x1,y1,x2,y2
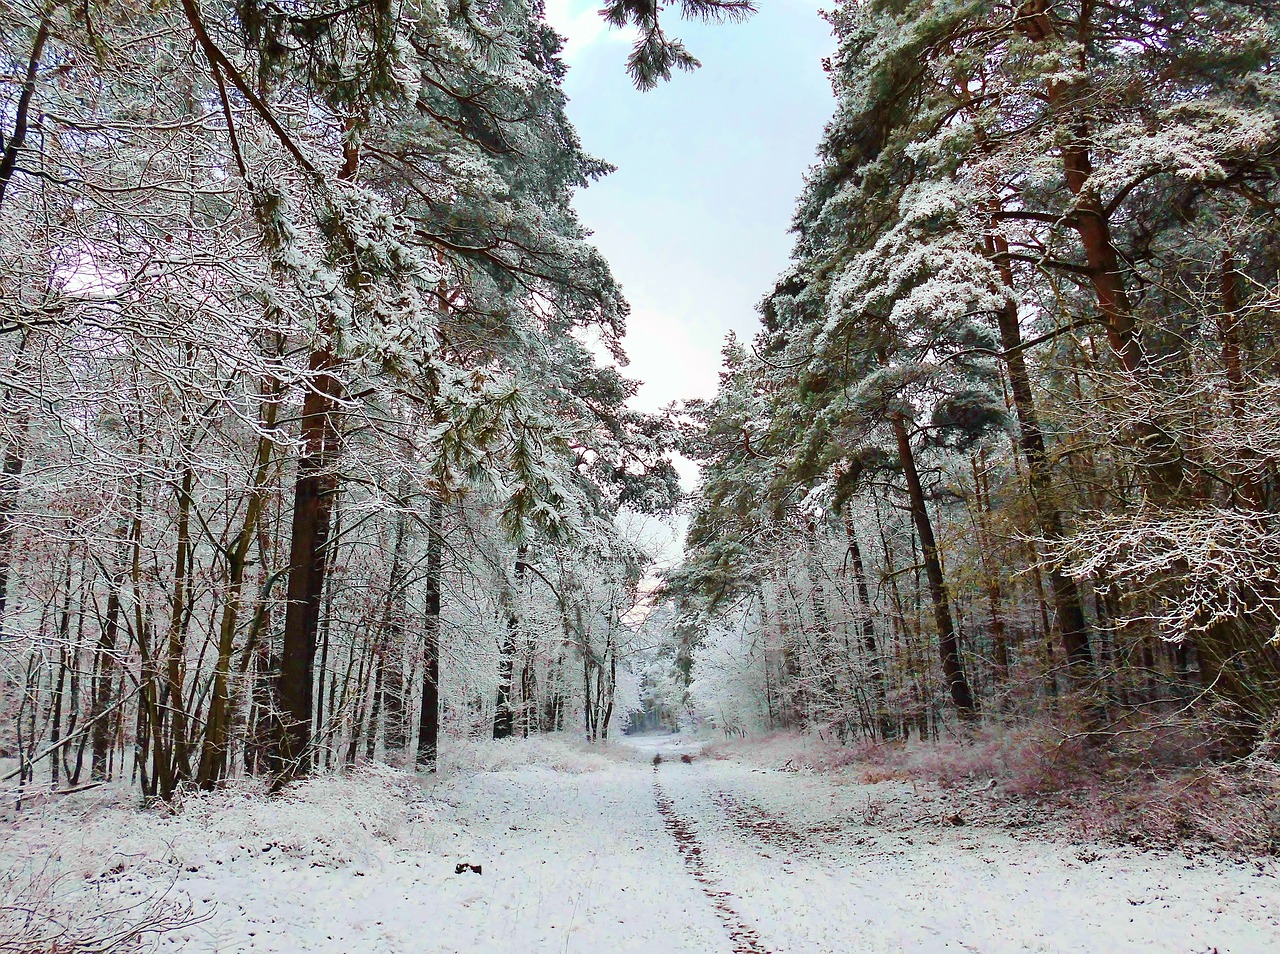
[
  {"x1": 30, "y1": 737, "x2": 1277, "y2": 953},
  {"x1": 652, "y1": 757, "x2": 771, "y2": 954}
]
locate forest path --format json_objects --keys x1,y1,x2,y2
[
  {"x1": 626, "y1": 734, "x2": 1278, "y2": 954},
  {"x1": 139, "y1": 737, "x2": 1276, "y2": 953}
]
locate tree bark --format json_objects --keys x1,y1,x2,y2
[
  {"x1": 0, "y1": 410, "x2": 29, "y2": 639},
  {"x1": 416, "y1": 496, "x2": 444, "y2": 769},
  {"x1": 0, "y1": 17, "x2": 49, "y2": 212},
  {"x1": 267, "y1": 128, "x2": 357, "y2": 786},
  {"x1": 969, "y1": 457, "x2": 1010, "y2": 686},
  {"x1": 988, "y1": 229, "x2": 1094, "y2": 688},
  {"x1": 90, "y1": 578, "x2": 124, "y2": 781},
  {"x1": 892, "y1": 416, "x2": 976, "y2": 718},
  {"x1": 271, "y1": 347, "x2": 343, "y2": 786},
  {"x1": 493, "y1": 545, "x2": 526, "y2": 740},
  {"x1": 380, "y1": 477, "x2": 411, "y2": 761},
  {"x1": 843, "y1": 513, "x2": 894, "y2": 741},
  {"x1": 1015, "y1": 0, "x2": 1183, "y2": 499}
]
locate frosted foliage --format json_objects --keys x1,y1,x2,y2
[
  {"x1": 688, "y1": 613, "x2": 770, "y2": 734},
  {"x1": 0, "y1": 0, "x2": 679, "y2": 832},
  {"x1": 1055, "y1": 509, "x2": 1280, "y2": 644},
  {"x1": 821, "y1": 181, "x2": 1007, "y2": 359},
  {"x1": 1209, "y1": 379, "x2": 1280, "y2": 464}
]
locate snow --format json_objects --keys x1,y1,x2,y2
[{"x1": 3, "y1": 735, "x2": 1278, "y2": 953}]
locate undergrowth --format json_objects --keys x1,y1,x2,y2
[{"x1": 707, "y1": 720, "x2": 1280, "y2": 854}]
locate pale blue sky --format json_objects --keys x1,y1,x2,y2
[{"x1": 547, "y1": 0, "x2": 837, "y2": 415}]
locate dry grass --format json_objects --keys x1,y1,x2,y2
[{"x1": 711, "y1": 720, "x2": 1280, "y2": 854}]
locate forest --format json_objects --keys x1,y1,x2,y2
[
  {"x1": 671, "y1": 0, "x2": 1280, "y2": 761},
  {"x1": 2, "y1": 1, "x2": 1280, "y2": 951},
  {"x1": 0, "y1": 0, "x2": 694, "y2": 799}
]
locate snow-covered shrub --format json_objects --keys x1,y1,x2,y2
[
  {"x1": 1075, "y1": 757, "x2": 1280, "y2": 853},
  {"x1": 0, "y1": 795, "x2": 202, "y2": 954},
  {"x1": 708, "y1": 721, "x2": 1280, "y2": 853},
  {"x1": 172, "y1": 762, "x2": 415, "y2": 867},
  {"x1": 0, "y1": 764, "x2": 419, "y2": 953},
  {"x1": 705, "y1": 730, "x2": 883, "y2": 773},
  {"x1": 0, "y1": 862, "x2": 198, "y2": 954},
  {"x1": 889, "y1": 723, "x2": 1101, "y2": 797}
]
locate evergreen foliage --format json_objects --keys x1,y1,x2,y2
[
  {"x1": 669, "y1": 0, "x2": 1280, "y2": 747},
  {"x1": 0, "y1": 0, "x2": 677, "y2": 794}
]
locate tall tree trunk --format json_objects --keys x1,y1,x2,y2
[
  {"x1": 365, "y1": 651, "x2": 383, "y2": 761},
  {"x1": 1016, "y1": 0, "x2": 1183, "y2": 498},
  {"x1": 268, "y1": 134, "x2": 358, "y2": 787},
  {"x1": 1219, "y1": 256, "x2": 1260, "y2": 509},
  {"x1": 0, "y1": 409, "x2": 29, "y2": 639},
  {"x1": 344, "y1": 638, "x2": 372, "y2": 767},
  {"x1": 969, "y1": 457, "x2": 1010, "y2": 687},
  {"x1": 0, "y1": 17, "x2": 48, "y2": 211},
  {"x1": 64, "y1": 562, "x2": 88, "y2": 785},
  {"x1": 197, "y1": 378, "x2": 280, "y2": 787},
  {"x1": 41, "y1": 544, "x2": 76, "y2": 788},
  {"x1": 416, "y1": 497, "x2": 444, "y2": 770},
  {"x1": 313, "y1": 494, "x2": 341, "y2": 765},
  {"x1": 844, "y1": 513, "x2": 894, "y2": 741},
  {"x1": 380, "y1": 478, "x2": 411, "y2": 762},
  {"x1": 272, "y1": 348, "x2": 343, "y2": 786},
  {"x1": 157, "y1": 462, "x2": 195, "y2": 798},
  {"x1": 988, "y1": 228, "x2": 1094, "y2": 688},
  {"x1": 493, "y1": 545, "x2": 526, "y2": 740},
  {"x1": 892, "y1": 416, "x2": 976, "y2": 718},
  {"x1": 91, "y1": 577, "x2": 124, "y2": 781},
  {"x1": 600, "y1": 641, "x2": 617, "y2": 742}
]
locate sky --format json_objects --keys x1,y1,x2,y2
[
  {"x1": 544, "y1": 0, "x2": 837, "y2": 565},
  {"x1": 546, "y1": 0, "x2": 837, "y2": 415}
]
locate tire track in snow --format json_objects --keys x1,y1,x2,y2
[{"x1": 651, "y1": 759, "x2": 773, "y2": 954}]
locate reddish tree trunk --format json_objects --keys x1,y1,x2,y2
[
  {"x1": 271, "y1": 349, "x2": 343, "y2": 786},
  {"x1": 989, "y1": 229, "x2": 1094, "y2": 687}
]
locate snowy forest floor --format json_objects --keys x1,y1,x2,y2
[{"x1": 2, "y1": 733, "x2": 1278, "y2": 953}]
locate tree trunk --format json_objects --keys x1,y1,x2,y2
[
  {"x1": 380, "y1": 479, "x2": 411, "y2": 762},
  {"x1": 493, "y1": 545, "x2": 526, "y2": 740},
  {"x1": 1015, "y1": 1, "x2": 1183, "y2": 498},
  {"x1": 90, "y1": 579, "x2": 124, "y2": 781},
  {"x1": 157, "y1": 462, "x2": 195, "y2": 798},
  {"x1": 271, "y1": 347, "x2": 343, "y2": 786},
  {"x1": 0, "y1": 18, "x2": 49, "y2": 212},
  {"x1": 268, "y1": 134, "x2": 359, "y2": 788},
  {"x1": 892, "y1": 416, "x2": 976, "y2": 718},
  {"x1": 970, "y1": 457, "x2": 1011, "y2": 687},
  {"x1": 844, "y1": 513, "x2": 894, "y2": 741},
  {"x1": 988, "y1": 229, "x2": 1094, "y2": 688},
  {"x1": 416, "y1": 497, "x2": 444, "y2": 770},
  {"x1": 365, "y1": 651, "x2": 383, "y2": 762},
  {"x1": 0, "y1": 409, "x2": 29, "y2": 639}
]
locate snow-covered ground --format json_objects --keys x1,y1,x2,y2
[{"x1": 3, "y1": 734, "x2": 1278, "y2": 952}]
